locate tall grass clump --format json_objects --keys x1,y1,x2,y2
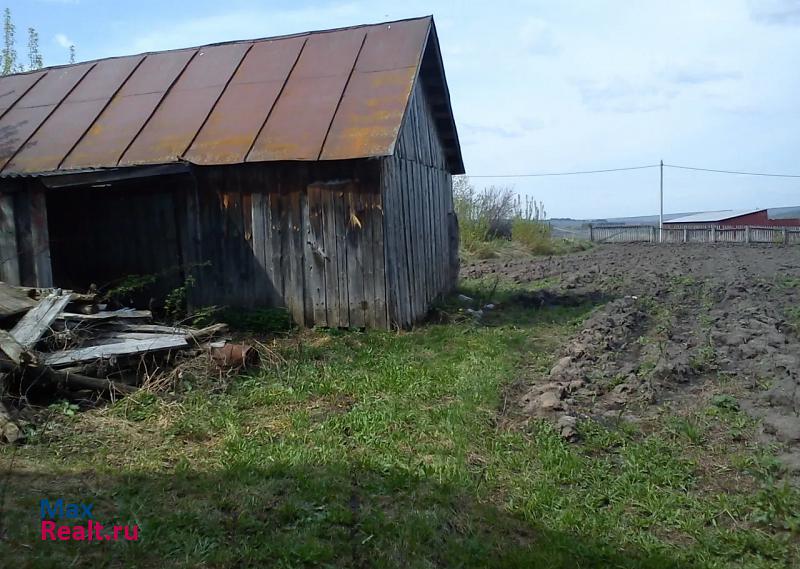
[
  {"x1": 511, "y1": 196, "x2": 553, "y2": 254},
  {"x1": 452, "y1": 176, "x2": 516, "y2": 258}
]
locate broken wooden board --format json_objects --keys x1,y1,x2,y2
[
  {"x1": 106, "y1": 322, "x2": 228, "y2": 343},
  {"x1": 105, "y1": 332, "x2": 189, "y2": 341},
  {"x1": 0, "y1": 329, "x2": 34, "y2": 365},
  {"x1": 0, "y1": 282, "x2": 37, "y2": 319},
  {"x1": 58, "y1": 309, "x2": 152, "y2": 322},
  {"x1": 40, "y1": 336, "x2": 188, "y2": 368},
  {"x1": 10, "y1": 293, "x2": 72, "y2": 348},
  {"x1": 107, "y1": 323, "x2": 190, "y2": 335}
]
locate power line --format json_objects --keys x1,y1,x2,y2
[
  {"x1": 468, "y1": 164, "x2": 659, "y2": 178},
  {"x1": 664, "y1": 163, "x2": 800, "y2": 178},
  {"x1": 467, "y1": 163, "x2": 800, "y2": 179}
]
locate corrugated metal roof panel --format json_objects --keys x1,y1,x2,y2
[
  {"x1": 62, "y1": 50, "x2": 196, "y2": 170},
  {"x1": 247, "y1": 28, "x2": 366, "y2": 162},
  {"x1": 5, "y1": 56, "x2": 143, "y2": 173},
  {"x1": 0, "y1": 71, "x2": 45, "y2": 115},
  {"x1": 665, "y1": 208, "x2": 766, "y2": 223},
  {"x1": 354, "y1": 19, "x2": 430, "y2": 72},
  {"x1": 0, "y1": 16, "x2": 465, "y2": 176},
  {"x1": 0, "y1": 64, "x2": 93, "y2": 169},
  {"x1": 184, "y1": 37, "x2": 305, "y2": 164},
  {"x1": 321, "y1": 67, "x2": 417, "y2": 160},
  {"x1": 119, "y1": 43, "x2": 250, "y2": 166}
]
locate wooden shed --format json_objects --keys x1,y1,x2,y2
[{"x1": 0, "y1": 16, "x2": 464, "y2": 329}]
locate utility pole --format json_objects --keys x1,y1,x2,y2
[{"x1": 659, "y1": 159, "x2": 664, "y2": 243}]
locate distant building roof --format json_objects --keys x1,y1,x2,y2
[{"x1": 665, "y1": 208, "x2": 765, "y2": 224}]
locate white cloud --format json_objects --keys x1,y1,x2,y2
[
  {"x1": 518, "y1": 18, "x2": 560, "y2": 55},
  {"x1": 54, "y1": 33, "x2": 73, "y2": 48}
]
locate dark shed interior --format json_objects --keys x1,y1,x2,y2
[{"x1": 46, "y1": 174, "x2": 188, "y2": 300}]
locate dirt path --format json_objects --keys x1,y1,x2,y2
[{"x1": 463, "y1": 244, "x2": 800, "y2": 475}]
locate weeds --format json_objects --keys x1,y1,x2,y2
[{"x1": 453, "y1": 176, "x2": 589, "y2": 259}]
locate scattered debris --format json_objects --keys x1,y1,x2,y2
[{"x1": 0, "y1": 283, "x2": 253, "y2": 442}]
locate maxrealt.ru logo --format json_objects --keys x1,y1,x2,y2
[{"x1": 40, "y1": 499, "x2": 139, "y2": 542}]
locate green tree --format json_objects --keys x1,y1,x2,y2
[
  {"x1": 69, "y1": 44, "x2": 75, "y2": 64},
  {"x1": 2, "y1": 7, "x2": 16, "y2": 75},
  {"x1": 27, "y1": 27, "x2": 41, "y2": 70}
]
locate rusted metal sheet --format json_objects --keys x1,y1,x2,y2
[
  {"x1": 0, "y1": 16, "x2": 465, "y2": 176},
  {"x1": 185, "y1": 36, "x2": 305, "y2": 164},
  {"x1": 247, "y1": 28, "x2": 366, "y2": 162},
  {"x1": 0, "y1": 64, "x2": 94, "y2": 169},
  {"x1": 6, "y1": 56, "x2": 143, "y2": 173},
  {"x1": 120, "y1": 43, "x2": 250, "y2": 166},
  {"x1": 354, "y1": 19, "x2": 430, "y2": 72},
  {"x1": 321, "y1": 66, "x2": 417, "y2": 160},
  {"x1": 0, "y1": 72, "x2": 45, "y2": 116},
  {"x1": 62, "y1": 50, "x2": 196, "y2": 169}
]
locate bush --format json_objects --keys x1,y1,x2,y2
[
  {"x1": 453, "y1": 177, "x2": 516, "y2": 254},
  {"x1": 511, "y1": 218, "x2": 553, "y2": 254}
]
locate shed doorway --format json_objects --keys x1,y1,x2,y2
[{"x1": 45, "y1": 174, "x2": 189, "y2": 303}]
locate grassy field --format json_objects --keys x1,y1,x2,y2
[{"x1": 1, "y1": 279, "x2": 798, "y2": 568}]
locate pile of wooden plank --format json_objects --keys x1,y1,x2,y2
[{"x1": 0, "y1": 282, "x2": 232, "y2": 442}]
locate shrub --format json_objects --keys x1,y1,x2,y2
[
  {"x1": 511, "y1": 218, "x2": 553, "y2": 254},
  {"x1": 453, "y1": 177, "x2": 516, "y2": 254}
]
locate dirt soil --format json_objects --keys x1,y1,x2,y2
[{"x1": 463, "y1": 244, "x2": 800, "y2": 476}]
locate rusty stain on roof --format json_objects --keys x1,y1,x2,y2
[{"x1": 0, "y1": 16, "x2": 464, "y2": 176}]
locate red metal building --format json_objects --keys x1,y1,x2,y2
[{"x1": 664, "y1": 208, "x2": 800, "y2": 229}]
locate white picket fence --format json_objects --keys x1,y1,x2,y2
[{"x1": 589, "y1": 224, "x2": 800, "y2": 245}]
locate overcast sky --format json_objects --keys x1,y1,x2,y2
[{"x1": 6, "y1": 0, "x2": 800, "y2": 218}]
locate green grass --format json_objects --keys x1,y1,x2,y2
[{"x1": 1, "y1": 286, "x2": 798, "y2": 568}]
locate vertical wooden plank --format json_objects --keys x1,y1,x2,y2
[
  {"x1": 371, "y1": 182, "x2": 388, "y2": 329},
  {"x1": 182, "y1": 175, "x2": 206, "y2": 305},
  {"x1": 426, "y1": 166, "x2": 436, "y2": 300},
  {"x1": 0, "y1": 193, "x2": 19, "y2": 285},
  {"x1": 268, "y1": 189, "x2": 285, "y2": 304},
  {"x1": 250, "y1": 190, "x2": 269, "y2": 304},
  {"x1": 346, "y1": 189, "x2": 366, "y2": 329},
  {"x1": 395, "y1": 160, "x2": 412, "y2": 328},
  {"x1": 378, "y1": 161, "x2": 395, "y2": 326},
  {"x1": 412, "y1": 161, "x2": 427, "y2": 314},
  {"x1": 400, "y1": 159, "x2": 417, "y2": 323},
  {"x1": 28, "y1": 189, "x2": 52, "y2": 287},
  {"x1": 320, "y1": 186, "x2": 340, "y2": 328},
  {"x1": 304, "y1": 184, "x2": 327, "y2": 327},
  {"x1": 360, "y1": 189, "x2": 377, "y2": 328},
  {"x1": 430, "y1": 166, "x2": 441, "y2": 298},
  {"x1": 382, "y1": 158, "x2": 404, "y2": 328},
  {"x1": 439, "y1": 168, "x2": 448, "y2": 293},
  {"x1": 332, "y1": 186, "x2": 350, "y2": 328},
  {"x1": 284, "y1": 187, "x2": 306, "y2": 326}
]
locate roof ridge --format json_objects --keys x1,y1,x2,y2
[{"x1": 0, "y1": 15, "x2": 434, "y2": 78}]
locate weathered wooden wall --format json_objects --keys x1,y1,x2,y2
[
  {"x1": 0, "y1": 180, "x2": 52, "y2": 287},
  {"x1": 381, "y1": 79, "x2": 456, "y2": 328},
  {"x1": 189, "y1": 161, "x2": 388, "y2": 328},
  {"x1": 0, "y1": 105, "x2": 455, "y2": 330}
]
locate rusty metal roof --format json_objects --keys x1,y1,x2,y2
[{"x1": 0, "y1": 16, "x2": 464, "y2": 177}]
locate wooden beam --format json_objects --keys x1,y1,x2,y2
[
  {"x1": 10, "y1": 292, "x2": 72, "y2": 349},
  {"x1": 40, "y1": 335, "x2": 189, "y2": 367}
]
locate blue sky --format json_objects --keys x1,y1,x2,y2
[{"x1": 5, "y1": 0, "x2": 800, "y2": 218}]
